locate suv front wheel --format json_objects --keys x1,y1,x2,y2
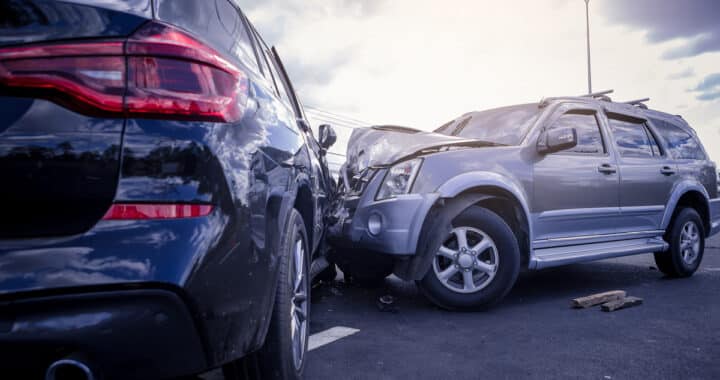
[
  {"x1": 417, "y1": 206, "x2": 520, "y2": 311},
  {"x1": 654, "y1": 208, "x2": 705, "y2": 278}
]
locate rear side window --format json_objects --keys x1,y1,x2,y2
[
  {"x1": 549, "y1": 111, "x2": 605, "y2": 154},
  {"x1": 607, "y1": 117, "x2": 658, "y2": 158},
  {"x1": 156, "y1": 0, "x2": 259, "y2": 72},
  {"x1": 650, "y1": 118, "x2": 706, "y2": 160}
]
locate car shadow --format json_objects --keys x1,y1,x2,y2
[{"x1": 312, "y1": 255, "x2": 673, "y2": 315}]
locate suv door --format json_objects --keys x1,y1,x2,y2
[
  {"x1": 268, "y1": 45, "x2": 331, "y2": 253},
  {"x1": 604, "y1": 112, "x2": 674, "y2": 233},
  {"x1": 533, "y1": 103, "x2": 621, "y2": 244}
]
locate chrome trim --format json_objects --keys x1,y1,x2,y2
[{"x1": 46, "y1": 359, "x2": 95, "y2": 380}]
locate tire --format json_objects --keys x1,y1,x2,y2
[
  {"x1": 224, "y1": 209, "x2": 310, "y2": 380},
  {"x1": 417, "y1": 206, "x2": 520, "y2": 311},
  {"x1": 654, "y1": 208, "x2": 705, "y2": 278}
]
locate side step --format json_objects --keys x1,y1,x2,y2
[{"x1": 531, "y1": 237, "x2": 668, "y2": 270}]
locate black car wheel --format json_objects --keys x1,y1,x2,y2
[
  {"x1": 417, "y1": 206, "x2": 520, "y2": 311},
  {"x1": 224, "y1": 209, "x2": 309, "y2": 380},
  {"x1": 654, "y1": 208, "x2": 705, "y2": 278}
]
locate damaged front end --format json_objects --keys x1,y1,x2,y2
[{"x1": 327, "y1": 125, "x2": 499, "y2": 280}]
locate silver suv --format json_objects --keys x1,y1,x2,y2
[{"x1": 329, "y1": 91, "x2": 720, "y2": 310}]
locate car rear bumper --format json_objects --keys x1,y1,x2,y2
[
  {"x1": 330, "y1": 170, "x2": 439, "y2": 255},
  {"x1": 710, "y1": 198, "x2": 720, "y2": 237},
  {"x1": 0, "y1": 288, "x2": 207, "y2": 380}
]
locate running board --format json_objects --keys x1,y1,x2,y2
[{"x1": 531, "y1": 237, "x2": 668, "y2": 270}]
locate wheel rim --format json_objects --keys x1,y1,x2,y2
[
  {"x1": 680, "y1": 221, "x2": 701, "y2": 265},
  {"x1": 432, "y1": 226, "x2": 499, "y2": 294},
  {"x1": 290, "y1": 236, "x2": 308, "y2": 369}
]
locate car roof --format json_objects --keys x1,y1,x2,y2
[{"x1": 540, "y1": 95, "x2": 695, "y2": 134}]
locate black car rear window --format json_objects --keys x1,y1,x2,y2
[{"x1": 436, "y1": 104, "x2": 541, "y2": 145}]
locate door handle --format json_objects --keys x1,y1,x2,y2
[
  {"x1": 660, "y1": 166, "x2": 676, "y2": 176},
  {"x1": 598, "y1": 164, "x2": 617, "y2": 175}
]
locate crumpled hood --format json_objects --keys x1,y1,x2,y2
[{"x1": 345, "y1": 125, "x2": 483, "y2": 173}]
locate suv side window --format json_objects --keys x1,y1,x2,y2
[
  {"x1": 549, "y1": 111, "x2": 605, "y2": 154},
  {"x1": 608, "y1": 116, "x2": 658, "y2": 158},
  {"x1": 650, "y1": 118, "x2": 706, "y2": 160}
]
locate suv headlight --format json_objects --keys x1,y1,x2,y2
[{"x1": 376, "y1": 158, "x2": 422, "y2": 200}]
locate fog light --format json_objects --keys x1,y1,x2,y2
[{"x1": 368, "y1": 214, "x2": 383, "y2": 236}]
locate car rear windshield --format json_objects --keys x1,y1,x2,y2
[{"x1": 435, "y1": 104, "x2": 541, "y2": 145}]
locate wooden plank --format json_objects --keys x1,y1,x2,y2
[
  {"x1": 571, "y1": 290, "x2": 626, "y2": 309},
  {"x1": 601, "y1": 296, "x2": 643, "y2": 312}
]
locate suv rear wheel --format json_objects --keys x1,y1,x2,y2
[
  {"x1": 654, "y1": 208, "x2": 705, "y2": 278},
  {"x1": 417, "y1": 206, "x2": 520, "y2": 310},
  {"x1": 223, "y1": 209, "x2": 309, "y2": 380}
]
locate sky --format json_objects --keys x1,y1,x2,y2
[{"x1": 244, "y1": 0, "x2": 720, "y2": 161}]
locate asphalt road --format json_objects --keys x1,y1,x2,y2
[
  {"x1": 202, "y1": 236, "x2": 720, "y2": 379},
  {"x1": 303, "y1": 235, "x2": 720, "y2": 379}
]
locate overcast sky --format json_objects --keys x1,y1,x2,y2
[{"x1": 245, "y1": 0, "x2": 720, "y2": 161}]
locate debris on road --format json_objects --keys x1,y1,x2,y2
[
  {"x1": 601, "y1": 296, "x2": 643, "y2": 312},
  {"x1": 571, "y1": 290, "x2": 626, "y2": 309},
  {"x1": 377, "y1": 295, "x2": 399, "y2": 313}
]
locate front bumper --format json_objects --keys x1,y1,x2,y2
[
  {"x1": 0, "y1": 288, "x2": 207, "y2": 380},
  {"x1": 710, "y1": 198, "x2": 720, "y2": 237},
  {"x1": 330, "y1": 169, "x2": 439, "y2": 255}
]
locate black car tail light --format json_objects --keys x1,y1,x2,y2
[{"x1": 0, "y1": 22, "x2": 248, "y2": 123}]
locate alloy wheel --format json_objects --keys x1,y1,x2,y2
[
  {"x1": 432, "y1": 226, "x2": 499, "y2": 294},
  {"x1": 290, "y1": 237, "x2": 308, "y2": 370},
  {"x1": 680, "y1": 221, "x2": 701, "y2": 265}
]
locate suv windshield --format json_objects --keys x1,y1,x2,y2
[{"x1": 435, "y1": 103, "x2": 541, "y2": 145}]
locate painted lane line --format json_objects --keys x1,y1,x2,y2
[{"x1": 308, "y1": 326, "x2": 360, "y2": 351}]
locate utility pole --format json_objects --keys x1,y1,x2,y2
[{"x1": 584, "y1": 0, "x2": 592, "y2": 94}]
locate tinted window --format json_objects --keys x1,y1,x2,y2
[
  {"x1": 265, "y1": 48, "x2": 295, "y2": 109},
  {"x1": 156, "y1": 0, "x2": 259, "y2": 72},
  {"x1": 437, "y1": 104, "x2": 541, "y2": 145},
  {"x1": 549, "y1": 111, "x2": 604, "y2": 154},
  {"x1": 608, "y1": 117, "x2": 654, "y2": 158},
  {"x1": 650, "y1": 118, "x2": 706, "y2": 160}
]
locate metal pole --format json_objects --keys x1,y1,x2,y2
[{"x1": 585, "y1": 0, "x2": 592, "y2": 94}]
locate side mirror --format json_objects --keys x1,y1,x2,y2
[
  {"x1": 537, "y1": 127, "x2": 578, "y2": 154},
  {"x1": 319, "y1": 124, "x2": 337, "y2": 150}
]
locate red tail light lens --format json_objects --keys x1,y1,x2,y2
[
  {"x1": 102, "y1": 204, "x2": 214, "y2": 220},
  {"x1": 0, "y1": 22, "x2": 248, "y2": 122}
]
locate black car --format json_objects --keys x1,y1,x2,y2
[{"x1": 0, "y1": 0, "x2": 337, "y2": 379}]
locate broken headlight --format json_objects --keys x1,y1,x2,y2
[{"x1": 376, "y1": 158, "x2": 422, "y2": 200}]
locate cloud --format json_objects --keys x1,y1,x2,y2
[
  {"x1": 243, "y1": 0, "x2": 387, "y2": 105},
  {"x1": 601, "y1": 0, "x2": 720, "y2": 59},
  {"x1": 690, "y1": 73, "x2": 720, "y2": 101},
  {"x1": 667, "y1": 67, "x2": 695, "y2": 80}
]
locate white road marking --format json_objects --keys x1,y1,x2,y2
[{"x1": 308, "y1": 326, "x2": 360, "y2": 351}]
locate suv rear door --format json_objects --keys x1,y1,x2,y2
[
  {"x1": 604, "y1": 110, "x2": 674, "y2": 233},
  {"x1": 533, "y1": 103, "x2": 621, "y2": 244}
]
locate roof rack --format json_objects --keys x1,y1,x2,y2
[
  {"x1": 623, "y1": 98, "x2": 650, "y2": 109},
  {"x1": 538, "y1": 89, "x2": 614, "y2": 108},
  {"x1": 580, "y1": 89, "x2": 614, "y2": 99}
]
